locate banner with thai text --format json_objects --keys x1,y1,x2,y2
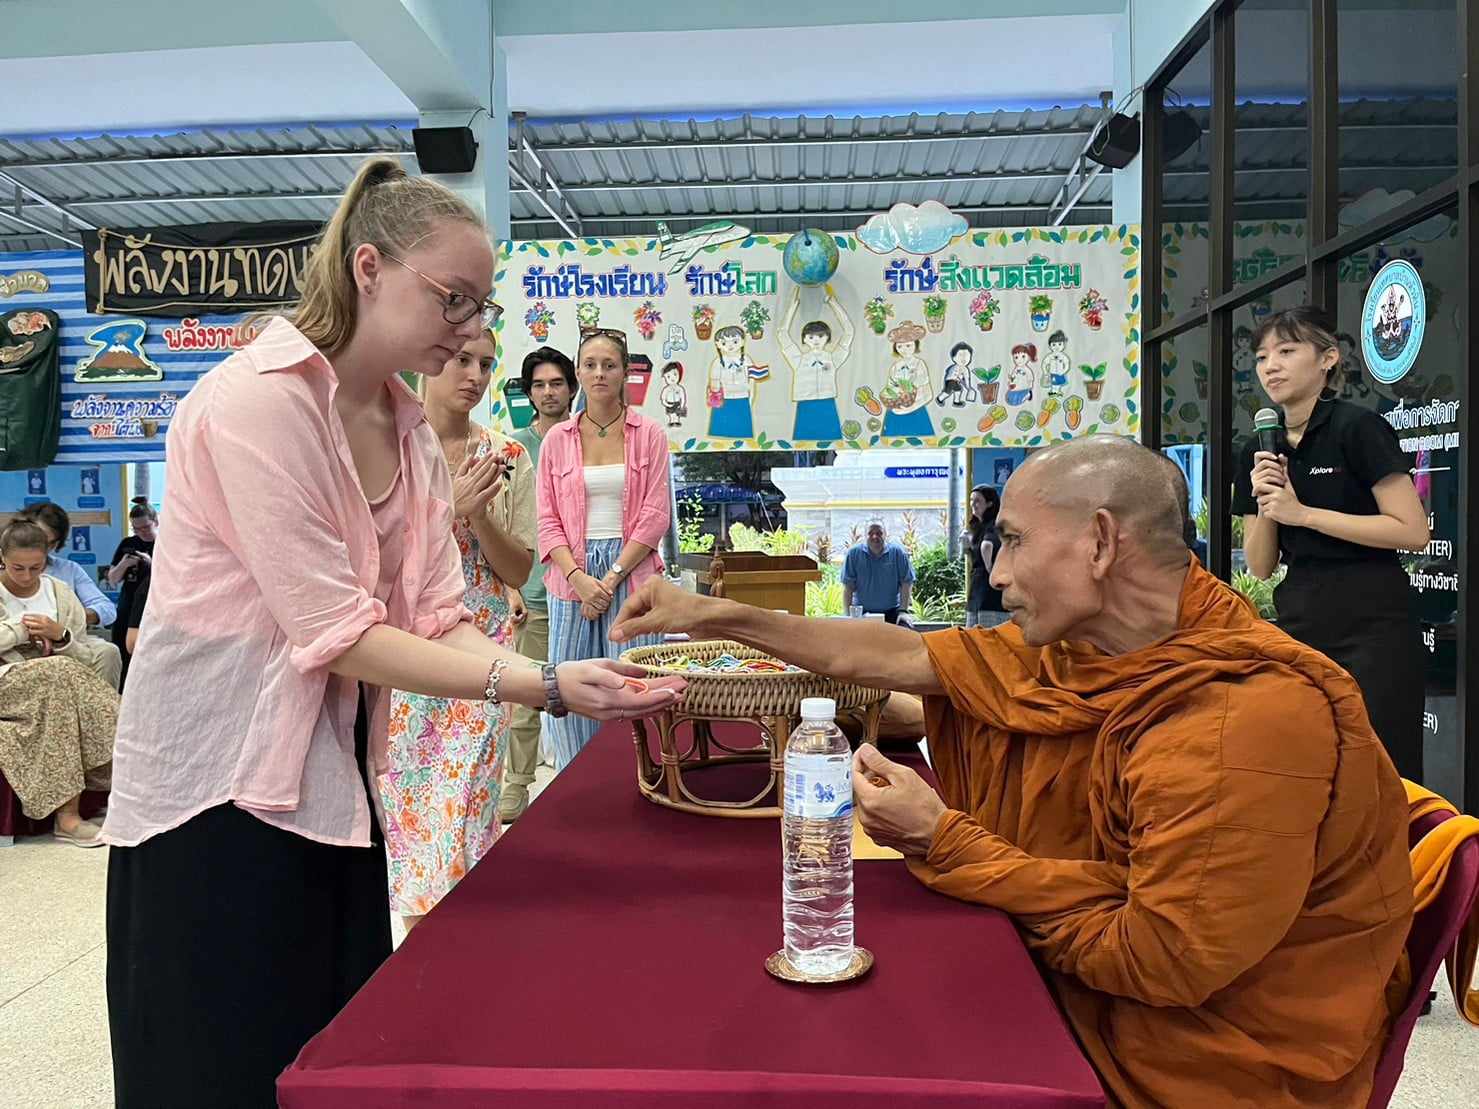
[
  {"x1": 490, "y1": 224, "x2": 1142, "y2": 451},
  {"x1": 83, "y1": 220, "x2": 316, "y2": 317}
]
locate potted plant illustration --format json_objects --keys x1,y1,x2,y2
[
  {"x1": 923, "y1": 294, "x2": 948, "y2": 333},
  {"x1": 969, "y1": 290, "x2": 1000, "y2": 331},
  {"x1": 1029, "y1": 294, "x2": 1054, "y2": 332},
  {"x1": 974, "y1": 363, "x2": 1003, "y2": 404},
  {"x1": 740, "y1": 299, "x2": 770, "y2": 340},
  {"x1": 692, "y1": 303, "x2": 716, "y2": 340},
  {"x1": 863, "y1": 296, "x2": 894, "y2": 335},
  {"x1": 634, "y1": 300, "x2": 662, "y2": 341},
  {"x1": 1080, "y1": 361, "x2": 1108, "y2": 400},
  {"x1": 1077, "y1": 288, "x2": 1108, "y2": 330},
  {"x1": 576, "y1": 301, "x2": 600, "y2": 330},
  {"x1": 524, "y1": 301, "x2": 555, "y2": 341}
]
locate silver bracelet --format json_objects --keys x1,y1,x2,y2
[{"x1": 483, "y1": 659, "x2": 510, "y2": 706}]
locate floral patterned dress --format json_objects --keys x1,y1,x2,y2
[{"x1": 381, "y1": 428, "x2": 531, "y2": 916}]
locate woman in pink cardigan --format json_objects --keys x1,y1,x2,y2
[{"x1": 538, "y1": 328, "x2": 672, "y2": 769}]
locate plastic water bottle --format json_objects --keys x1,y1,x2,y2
[{"x1": 782, "y1": 698, "x2": 854, "y2": 975}]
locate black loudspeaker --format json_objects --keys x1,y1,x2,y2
[
  {"x1": 1086, "y1": 112, "x2": 1141, "y2": 169},
  {"x1": 1162, "y1": 109, "x2": 1203, "y2": 162},
  {"x1": 411, "y1": 126, "x2": 479, "y2": 174}
]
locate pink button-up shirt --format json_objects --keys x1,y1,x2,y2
[
  {"x1": 535, "y1": 408, "x2": 670, "y2": 600},
  {"x1": 101, "y1": 318, "x2": 472, "y2": 849}
]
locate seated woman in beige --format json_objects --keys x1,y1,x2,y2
[{"x1": 0, "y1": 520, "x2": 118, "y2": 846}]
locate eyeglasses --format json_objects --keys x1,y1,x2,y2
[
  {"x1": 384, "y1": 254, "x2": 504, "y2": 330},
  {"x1": 579, "y1": 326, "x2": 628, "y2": 350}
]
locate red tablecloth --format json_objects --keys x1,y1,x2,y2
[{"x1": 280, "y1": 723, "x2": 1106, "y2": 1109}]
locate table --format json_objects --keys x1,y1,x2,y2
[{"x1": 279, "y1": 723, "x2": 1106, "y2": 1109}]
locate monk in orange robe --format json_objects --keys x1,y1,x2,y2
[{"x1": 612, "y1": 436, "x2": 1413, "y2": 1108}]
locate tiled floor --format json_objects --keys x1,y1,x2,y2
[{"x1": 3, "y1": 768, "x2": 1475, "y2": 1108}]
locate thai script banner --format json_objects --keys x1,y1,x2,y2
[
  {"x1": 83, "y1": 221, "x2": 318, "y2": 317},
  {"x1": 491, "y1": 225, "x2": 1142, "y2": 452}
]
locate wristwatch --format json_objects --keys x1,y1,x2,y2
[
  {"x1": 610, "y1": 562, "x2": 626, "y2": 578},
  {"x1": 542, "y1": 662, "x2": 569, "y2": 718}
]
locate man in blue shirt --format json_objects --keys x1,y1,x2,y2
[{"x1": 841, "y1": 521, "x2": 915, "y2": 624}]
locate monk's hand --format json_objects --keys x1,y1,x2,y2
[
  {"x1": 852, "y1": 744, "x2": 947, "y2": 859},
  {"x1": 608, "y1": 578, "x2": 708, "y2": 644}
]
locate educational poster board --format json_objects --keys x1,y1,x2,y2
[
  {"x1": 489, "y1": 225, "x2": 1142, "y2": 451},
  {"x1": 1, "y1": 249, "x2": 251, "y2": 464}
]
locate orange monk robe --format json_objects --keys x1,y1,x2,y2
[{"x1": 911, "y1": 558, "x2": 1413, "y2": 1109}]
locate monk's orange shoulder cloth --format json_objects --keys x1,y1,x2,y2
[{"x1": 915, "y1": 556, "x2": 1413, "y2": 1109}]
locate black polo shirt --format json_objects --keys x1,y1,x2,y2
[{"x1": 1232, "y1": 398, "x2": 1412, "y2": 566}]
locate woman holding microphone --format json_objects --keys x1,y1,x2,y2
[{"x1": 1233, "y1": 306, "x2": 1429, "y2": 781}]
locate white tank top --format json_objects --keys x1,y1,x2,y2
[{"x1": 584, "y1": 464, "x2": 626, "y2": 540}]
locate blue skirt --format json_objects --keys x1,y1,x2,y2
[
  {"x1": 882, "y1": 405, "x2": 934, "y2": 438},
  {"x1": 793, "y1": 398, "x2": 843, "y2": 441},
  {"x1": 709, "y1": 397, "x2": 753, "y2": 439}
]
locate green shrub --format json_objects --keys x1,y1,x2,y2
[
  {"x1": 1232, "y1": 566, "x2": 1285, "y2": 621},
  {"x1": 912, "y1": 541, "x2": 965, "y2": 609}
]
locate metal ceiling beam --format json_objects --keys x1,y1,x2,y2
[
  {"x1": 0, "y1": 168, "x2": 95, "y2": 231},
  {"x1": 1048, "y1": 92, "x2": 1111, "y2": 226},
  {"x1": 510, "y1": 113, "x2": 582, "y2": 237},
  {"x1": 0, "y1": 149, "x2": 415, "y2": 171},
  {"x1": 506, "y1": 195, "x2": 1303, "y2": 228},
  {"x1": 0, "y1": 207, "x2": 82, "y2": 248},
  {"x1": 531, "y1": 124, "x2": 1099, "y2": 154},
  {"x1": 507, "y1": 162, "x2": 579, "y2": 238}
]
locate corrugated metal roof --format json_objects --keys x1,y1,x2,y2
[{"x1": 0, "y1": 99, "x2": 1456, "y2": 251}]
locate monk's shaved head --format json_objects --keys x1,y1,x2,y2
[
  {"x1": 1010, "y1": 436, "x2": 1189, "y2": 570},
  {"x1": 989, "y1": 436, "x2": 1196, "y2": 650}
]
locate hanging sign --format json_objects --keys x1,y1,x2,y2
[{"x1": 83, "y1": 220, "x2": 318, "y2": 317}]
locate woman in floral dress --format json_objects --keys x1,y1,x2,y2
[{"x1": 380, "y1": 330, "x2": 538, "y2": 930}]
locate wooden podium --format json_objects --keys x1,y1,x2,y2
[{"x1": 679, "y1": 552, "x2": 822, "y2": 615}]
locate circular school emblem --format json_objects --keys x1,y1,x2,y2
[{"x1": 1360, "y1": 259, "x2": 1425, "y2": 384}]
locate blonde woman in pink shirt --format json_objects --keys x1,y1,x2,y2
[
  {"x1": 538, "y1": 328, "x2": 673, "y2": 770},
  {"x1": 101, "y1": 160, "x2": 683, "y2": 1109}
]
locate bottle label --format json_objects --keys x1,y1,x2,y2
[{"x1": 785, "y1": 753, "x2": 853, "y2": 820}]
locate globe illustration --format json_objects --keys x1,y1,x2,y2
[{"x1": 782, "y1": 229, "x2": 840, "y2": 286}]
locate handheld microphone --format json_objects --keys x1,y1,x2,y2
[{"x1": 1254, "y1": 408, "x2": 1286, "y2": 458}]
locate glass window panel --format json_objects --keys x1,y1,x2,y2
[
  {"x1": 1233, "y1": 0, "x2": 1310, "y2": 286},
  {"x1": 1333, "y1": 206, "x2": 1461, "y2": 798},
  {"x1": 1159, "y1": 35, "x2": 1212, "y2": 323},
  {"x1": 1337, "y1": 0, "x2": 1458, "y2": 229},
  {"x1": 1157, "y1": 326, "x2": 1210, "y2": 572}
]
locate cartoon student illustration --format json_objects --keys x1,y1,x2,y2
[
  {"x1": 1040, "y1": 330, "x2": 1071, "y2": 397},
  {"x1": 707, "y1": 325, "x2": 769, "y2": 439},
  {"x1": 1005, "y1": 343, "x2": 1037, "y2": 406},
  {"x1": 879, "y1": 321, "x2": 934, "y2": 438},
  {"x1": 1232, "y1": 325, "x2": 1255, "y2": 387},
  {"x1": 778, "y1": 286, "x2": 854, "y2": 441},
  {"x1": 935, "y1": 341, "x2": 979, "y2": 407},
  {"x1": 659, "y1": 360, "x2": 688, "y2": 428}
]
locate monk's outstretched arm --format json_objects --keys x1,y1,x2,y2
[
  {"x1": 910, "y1": 679, "x2": 1337, "y2": 1008},
  {"x1": 610, "y1": 578, "x2": 943, "y2": 696}
]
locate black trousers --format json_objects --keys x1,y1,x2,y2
[
  {"x1": 1277, "y1": 559, "x2": 1425, "y2": 782},
  {"x1": 107, "y1": 689, "x2": 391, "y2": 1108}
]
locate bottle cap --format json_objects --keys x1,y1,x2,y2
[{"x1": 800, "y1": 697, "x2": 836, "y2": 720}]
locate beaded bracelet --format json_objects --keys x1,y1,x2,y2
[{"x1": 483, "y1": 659, "x2": 510, "y2": 707}]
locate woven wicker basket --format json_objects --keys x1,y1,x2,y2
[{"x1": 620, "y1": 640, "x2": 886, "y2": 718}]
